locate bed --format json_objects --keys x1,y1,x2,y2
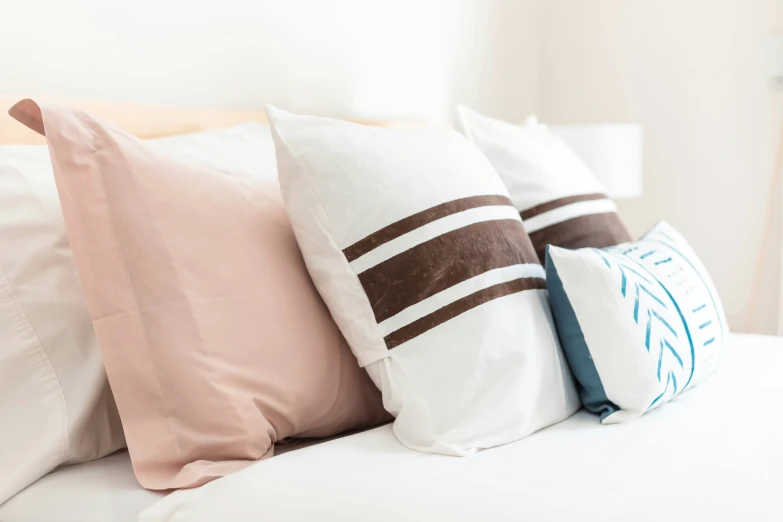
[
  {"x1": 1, "y1": 97, "x2": 781, "y2": 522},
  {"x1": 1, "y1": 332, "x2": 780, "y2": 522}
]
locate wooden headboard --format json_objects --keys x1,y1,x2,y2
[{"x1": 0, "y1": 95, "x2": 406, "y2": 144}]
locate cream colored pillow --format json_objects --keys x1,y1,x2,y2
[{"x1": 0, "y1": 144, "x2": 125, "y2": 504}]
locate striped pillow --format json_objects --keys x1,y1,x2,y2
[
  {"x1": 456, "y1": 106, "x2": 631, "y2": 262},
  {"x1": 267, "y1": 107, "x2": 579, "y2": 456}
]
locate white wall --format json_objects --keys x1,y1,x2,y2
[
  {"x1": 0, "y1": 0, "x2": 538, "y2": 123},
  {"x1": 448, "y1": 0, "x2": 540, "y2": 122},
  {"x1": 538, "y1": 0, "x2": 783, "y2": 334},
  {"x1": 3, "y1": 0, "x2": 780, "y2": 333}
]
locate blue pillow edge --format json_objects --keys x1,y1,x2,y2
[{"x1": 545, "y1": 245, "x2": 619, "y2": 421}]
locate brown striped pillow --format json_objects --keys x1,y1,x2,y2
[
  {"x1": 267, "y1": 107, "x2": 579, "y2": 457},
  {"x1": 457, "y1": 106, "x2": 631, "y2": 262}
]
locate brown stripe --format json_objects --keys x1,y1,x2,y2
[
  {"x1": 359, "y1": 218, "x2": 539, "y2": 323},
  {"x1": 384, "y1": 277, "x2": 547, "y2": 349},
  {"x1": 530, "y1": 212, "x2": 632, "y2": 264},
  {"x1": 520, "y1": 193, "x2": 608, "y2": 221},
  {"x1": 343, "y1": 194, "x2": 514, "y2": 262}
]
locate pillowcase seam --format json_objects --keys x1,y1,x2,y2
[{"x1": 0, "y1": 267, "x2": 70, "y2": 461}]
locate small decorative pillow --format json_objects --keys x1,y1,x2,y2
[
  {"x1": 456, "y1": 105, "x2": 631, "y2": 263},
  {"x1": 268, "y1": 106, "x2": 579, "y2": 456},
  {"x1": 546, "y1": 221, "x2": 728, "y2": 423}
]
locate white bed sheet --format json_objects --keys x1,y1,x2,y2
[
  {"x1": 0, "y1": 451, "x2": 164, "y2": 522},
  {"x1": 143, "y1": 333, "x2": 783, "y2": 522},
  {"x1": 3, "y1": 333, "x2": 781, "y2": 522}
]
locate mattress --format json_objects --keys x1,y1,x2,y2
[
  {"x1": 3, "y1": 333, "x2": 782, "y2": 522},
  {"x1": 0, "y1": 451, "x2": 164, "y2": 522}
]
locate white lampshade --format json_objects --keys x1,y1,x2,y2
[
  {"x1": 768, "y1": 32, "x2": 783, "y2": 86},
  {"x1": 551, "y1": 124, "x2": 643, "y2": 199}
]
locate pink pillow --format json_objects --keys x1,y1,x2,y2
[{"x1": 10, "y1": 100, "x2": 390, "y2": 490}]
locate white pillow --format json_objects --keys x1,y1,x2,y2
[
  {"x1": 150, "y1": 123, "x2": 279, "y2": 179},
  {"x1": 0, "y1": 122, "x2": 277, "y2": 504},
  {"x1": 456, "y1": 106, "x2": 631, "y2": 263},
  {"x1": 267, "y1": 106, "x2": 579, "y2": 456},
  {"x1": 546, "y1": 221, "x2": 728, "y2": 423}
]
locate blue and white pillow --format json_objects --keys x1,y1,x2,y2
[{"x1": 546, "y1": 221, "x2": 728, "y2": 423}]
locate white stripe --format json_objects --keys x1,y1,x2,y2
[
  {"x1": 350, "y1": 205, "x2": 522, "y2": 275},
  {"x1": 523, "y1": 198, "x2": 617, "y2": 234},
  {"x1": 378, "y1": 263, "x2": 545, "y2": 336}
]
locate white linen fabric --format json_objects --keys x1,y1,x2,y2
[
  {"x1": 141, "y1": 333, "x2": 783, "y2": 522},
  {"x1": 546, "y1": 221, "x2": 729, "y2": 423},
  {"x1": 0, "y1": 123, "x2": 277, "y2": 504},
  {"x1": 0, "y1": 451, "x2": 165, "y2": 522},
  {"x1": 267, "y1": 106, "x2": 579, "y2": 456}
]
